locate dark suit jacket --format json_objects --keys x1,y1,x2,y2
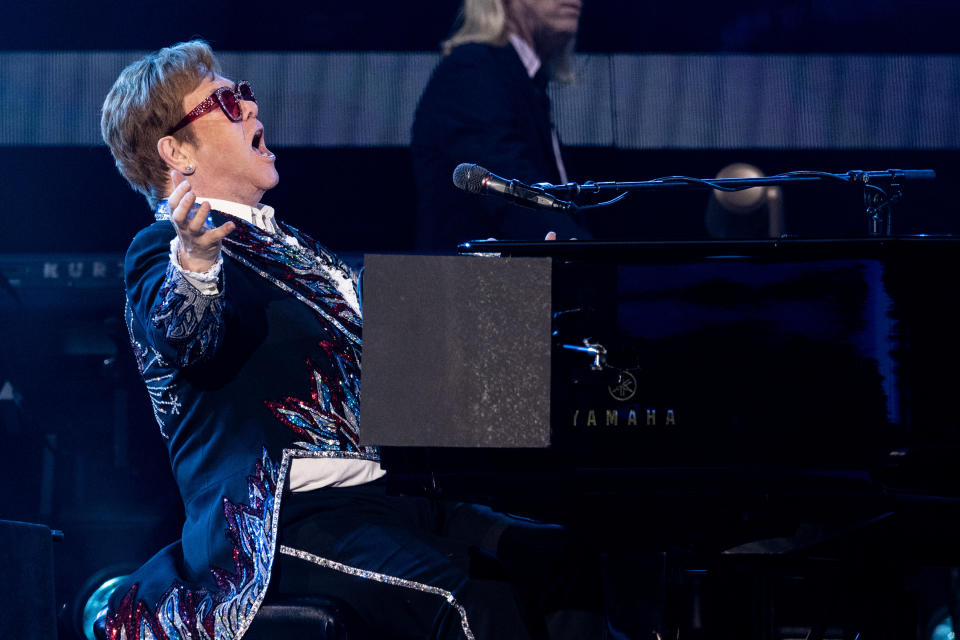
[{"x1": 411, "y1": 42, "x2": 589, "y2": 251}]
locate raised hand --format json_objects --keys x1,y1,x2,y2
[{"x1": 168, "y1": 170, "x2": 235, "y2": 272}]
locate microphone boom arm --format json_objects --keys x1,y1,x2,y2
[{"x1": 533, "y1": 169, "x2": 936, "y2": 236}]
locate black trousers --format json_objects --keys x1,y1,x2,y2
[{"x1": 269, "y1": 479, "x2": 605, "y2": 640}]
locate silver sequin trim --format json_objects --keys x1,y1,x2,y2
[
  {"x1": 287, "y1": 449, "x2": 380, "y2": 462},
  {"x1": 277, "y1": 545, "x2": 476, "y2": 640},
  {"x1": 228, "y1": 449, "x2": 287, "y2": 640}
]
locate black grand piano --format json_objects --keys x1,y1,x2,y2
[{"x1": 360, "y1": 237, "x2": 960, "y2": 638}]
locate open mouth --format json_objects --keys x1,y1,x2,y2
[{"x1": 251, "y1": 128, "x2": 275, "y2": 159}]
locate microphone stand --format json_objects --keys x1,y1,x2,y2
[{"x1": 535, "y1": 169, "x2": 936, "y2": 237}]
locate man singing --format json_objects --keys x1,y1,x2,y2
[{"x1": 98, "y1": 40, "x2": 604, "y2": 640}]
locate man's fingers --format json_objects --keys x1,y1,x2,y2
[
  {"x1": 206, "y1": 221, "x2": 236, "y2": 244},
  {"x1": 169, "y1": 178, "x2": 190, "y2": 208},
  {"x1": 171, "y1": 186, "x2": 196, "y2": 226},
  {"x1": 187, "y1": 200, "x2": 212, "y2": 233},
  {"x1": 544, "y1": 231, "x2": 557, "y2": 241},
  {"x1": 165, "y1": 168, "x2": 230, "y2": 255}
]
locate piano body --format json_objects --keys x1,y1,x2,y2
[{"x1": 360, "y1": 238, "x2": 960, "y2": 636}]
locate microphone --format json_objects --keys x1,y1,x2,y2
[{"x1": 452, "y1": 163, "x2": 574, "y2": 211}]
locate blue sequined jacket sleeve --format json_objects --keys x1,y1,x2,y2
[{"x1": 125, "y1": 222, "x2": 225, "y2": 368}]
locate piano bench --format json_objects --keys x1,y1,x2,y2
[{"x1": 245, "y1": 596, "x2": 378, "y2": 640}]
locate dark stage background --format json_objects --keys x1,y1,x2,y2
[{"x1": 1, "y1": 2, "x2": 959, "y2": 638}]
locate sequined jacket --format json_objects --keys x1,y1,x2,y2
[{"x1": 104, "y1": 209, "x2": 379, "y2": 640}]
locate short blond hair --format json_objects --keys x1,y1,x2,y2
[{"x1": 101, "y1": 40, "x2": 219, "y2": 209}]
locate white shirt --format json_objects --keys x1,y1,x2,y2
[{"x1": 168, "y1": 198, "x2": 385, "y2": 492}]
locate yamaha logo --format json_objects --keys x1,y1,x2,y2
[
  {"x1": 573, "y1": 369, "x2": 677, "y2": 427},
  {"x1": 608, "y1": 371, "x2": 637, "y2": 402}
]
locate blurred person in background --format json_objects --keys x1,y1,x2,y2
[{"x1": 412, "y1": 0, "x2": 590, "y2": 251}]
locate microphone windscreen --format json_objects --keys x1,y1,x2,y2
[{"x1": 452, "y1": 163, "x2": 488, "y2": 194}]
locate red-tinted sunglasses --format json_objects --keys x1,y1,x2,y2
[{"x1": 168, "y1": 81, "x2": 256, "y2": 134}]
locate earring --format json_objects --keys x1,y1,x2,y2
[{"x1": 184, "y1": 165, "x2": 195, "y2": 175}]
